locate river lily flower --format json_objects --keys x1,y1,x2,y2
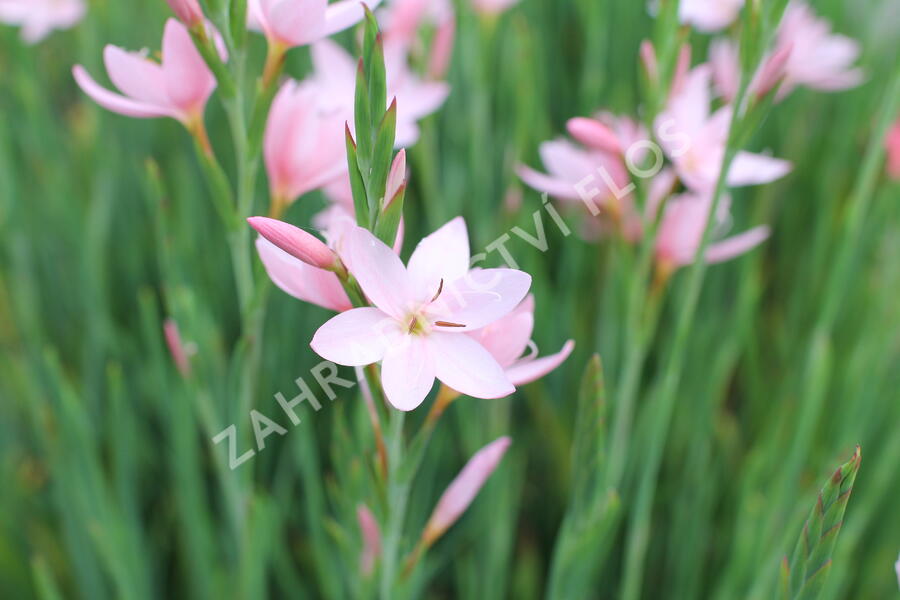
[
  {"x1": 265, "y1": 80, "x2": 347, "y2": 207},
  {"x1": 308, "y1": 39, "x2": 450, "y2": 147},
  {"x1": 657, "y1": 65, "x2": 791, "y2": 193},
  {"x1": 420, "y1": 436, "x2": 511, "y2": 547},
  {"x1": 470, "y1": 296, "x2": 574, "y2": 386},
  {"x1": 72, "y1": 19, "x2": 217, "y2": 127},
  {"x1": 776, "y1": 1, "x2": 863, "y2": 95},
  {"x1": 471, "y1": 0, "x2": 519, "y2": 16},
  {"x1": 0, "y1": 0, "x2": 85, "y2": 43},
  {"x1": 248, "y1": 0, "x2": 382, "y2": 49},
  {"x1": 655, "y1": 191, "x2": 770, "y2": 274},
  {"x1": 678, "y1": 0, "x2": 744, "y2": 33},
  {"x1": 311, "y1": 217, "x2": 531, "y2": 411}
]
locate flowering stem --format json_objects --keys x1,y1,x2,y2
[{"x1": 380, "y1": 410, "x2": 409, "y2": 598}]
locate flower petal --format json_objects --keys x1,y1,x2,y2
[
  {"x1": 343, "y1": 226, "x2": 413, "y2": 319},
  {"x1": 72, "y1": 65, "x2": 177, "y2": 119},
  {"x1": 432, "y1": 268, "x2": 531, "y2": 331},
  {"x1": 704, "y1": 225, "x2": 770, "y2": 264},
  {"x1": 322, "y1": 0, "x2": 383, "y2": 37},
  {"x1": 161, "y1": 18, "x2": 215, "y2": 115},
  {"x1": 407, "y1": 217, "x2": 470, "y2": 302},
  {"x1": 505, "y1": 339, "x2": 575, "y2": 386},
  {"x1": 727, "y1": 152, "x2": 792, "y2": 187},
  {"x1": 517, "y1": 165, "x2": 582, "y2": 201},
  {"x1": 311, "y1": 307, "x2": 400, "y2": 366},
  {"x1": 381, "y1": 334, "x2": 436, "y2": 411},
  {"x1": 256, "y1": 238, "x2": 351, "y2": 311},
  {"x1": 103, "y1": 45, "x2": 169, "y2": 106},
  {"x1": 429, "y1": 332, "x2": 514, "y2": 399},
  {"x1": 469, "y1": 295, "x2": 534, "y2": 368}
]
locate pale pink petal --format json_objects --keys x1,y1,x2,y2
[
  {"x1": 470, "y1": 295, "x2": 534, "y2": 368},
  {"x1": 429, "y1": 332, "x2": 514, "y2": 399},
  {"x1": 380, "y1": 334, "x2": 436, "y2": 411},
  {"x1": 505, "y1": 339, "x2": 575, "y2": 386},
  {"x1": 256, "y1": 238, "x2": 351, "y2": 311},
  {"x1": 567, "y1": 117, "x2": 622, "y2": 154},
  {"x1": 516, "y1": 165, "x2": 582, "y2": 201},
  {"x1": 431, "y1": 269, "x2": 531, "y2": 331},
  {"x1": 311, "y1": 307, "x2": 400, "y2": 366},
  {"x1": 422, "y1": 436, "x2": 511, "y2": 545},
  {"x1": 265, "y1": 0, "x2": 326, "y2": 46},
  {"x1": 322, "y1": 0, "x2": 383, "y2": 36},
  {"x1": 161, "y1": 18, "x2": 215, "y2": 115},
  {"x1": 72, "y1": 66, "x2": 177, "y2": 119},
  {"x1": 406, "y1": 217, "x2": 470, "y2": 301},
  {"x1": 703, "y1": 225, "x2": 770, "y2": 264},
  {"x1": 727, "y1": 152, "x2": 792, "y2": 187},
  {"x1": 102, "y1": 45, "x2": 169, "y2": 106},
  {"x1": 343, "y1": 226, "x2": 413, "y2": 319}
]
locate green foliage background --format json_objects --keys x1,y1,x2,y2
[{"x1": 1, "y1": 0, "x2": 898, "y2": 598}]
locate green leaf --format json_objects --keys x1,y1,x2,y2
[
  {"x1": 368, "y1": 99, "x2": 398, "y2": 227},
  {"x1": 354, "y1": 59, "x2": 372, "y2": 171},
  {"x1": 374, "y1": 182, "x2": 404, "y2": 248},
  {"x1": 345, "y1": 125, "x2": 369, "y2": 227}
]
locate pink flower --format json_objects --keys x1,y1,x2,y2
[
  {"x1": 710, "y1": 2, "x2": 862, "y2": 101},
  {"x1": 776, "y1": 1, "x2": 862, "y2": 94},
  {"x1": 657, "y1": 65, "x2": 791, "y2": 193},
  {"x1": 895, "y1": 552, "x2": 900, "y2": 590},
  {"x1": 678, "y1": 0, "x2": 744, "y2": 32},
  {"x1": 0, "y1": 0, "x2": 84, "y2": 43},
  {"x1": 264, "y1": 80, "x2": 347, "y2": 204},
  {"x1": 655, "y1": 191, "x2": 770, "y2": 270},
  {"x1": 166, "y1": 0, "x2": 204, "y2": 26},
  {"x1": 380, "y1": 0, "x2": 455, "y2": 79},
  {"x1": 469, "y1": 295, "x2": 574, "y2": 386},
  {"x1": 356, "y1": 504, "x2": 381, "y2": 576},
  {"x1": 72, "y1": 19, "x2": 217, "y2": 126},
  {"x1": 421, "y1": 436, "x2": 511, "y2": 546},
  {"x1": 470, "y1": 0, "x2": 519, "y2": 16},
  {"x1": 247, "y1": 0, "x2": 382, "y2": 48},
  {"x1": 248, "y1": 217, "x2": 338, "y2": 270},
  {"x1": 310, "y1": 217, "x2": 530, "y2": 410},
  {"x1": 307, "y1": 39, "x2": 449, "y2": 147},
  {"x1": 163, "y1": 318, "x2": 192, "y2": 377},
  {"x1": 886, "y1": 117, "x2": 900, "y2": 180}
]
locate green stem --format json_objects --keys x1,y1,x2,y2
[{"x1": 380, "y1": 410, "x2": 409, "y2": 599}]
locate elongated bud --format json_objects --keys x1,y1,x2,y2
[
  {"x1": 671, "y1": 43, "x2": 692, "y2": 95},
  {"x1": 165, "y1": 0, "x2": 204, "y2": 27},
  {"x1": 385, "y1": 149, "x2": 407, "y2": 207},
  {"x1": 247, "y1": 216, "x2": 337, "y2": 270},
  {"x1": 357, "y1": 504, "x2": 381, "y2": 576},
  {"x1": 754, "y1": 42, "x2": 793, "y2": 100},
  {"x1": 640, "y1": 40, "x2": 658, "y2": 83},
  {"x1": 567, "y1": 117, "x2": 621, "y2": 155},
  {"x1": 421, "y1": 437, "x2": 511, "y2": 548},
  {"x1": 428, "y1": 18, "x2": 456, "y2": 80},
  {"x1": 886, "y1": 118, "x2": 900, "y2": 181},
  {"x1": 163, "y1": 319, "x2": 192, "y2": 377}
]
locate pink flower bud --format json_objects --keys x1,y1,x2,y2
[
  {"x1": 166, "y1": 0, "x2": 203, "y2": 27},
  {"x1": 755, "y1": 42, "x2": 793, "y2": 99},
  {"x1": 671, "y1": 43, "x2": 692, "y2": 96},
  {"x1": 357, "y1": 504, "x2": 381, "y2": 576},
  {"x1": 247, "y1": 217, "x2": 337, "y2": 271},
  {"x1": 163, "y1": 319, "x2": 191, "y2": 377},
  {"x1": 640, "y1": 40, "x2": 658, "y2": 84},
  {"x1": 385, "y1": 149, "x2": 407, "y2": 208},
  {"x1": 567, "y1": 117, "x2": 622, "y2": 155},
  {"x1": 421, "y1": 436, "x2": 511, "y2": 547},
  {"x1": 428, "y1": 18, "x2": 456, "y2": 80},
  {"x1": 887, "y1": 117, "x2": 900, "y2": 181}
]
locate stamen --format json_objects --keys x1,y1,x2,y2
[
  {"x1": 430, "y1": 278, "x2": 444, "y2": 303},
  {"x1": 408, "y1": 317, "x2": 418, "y2": 333},
  {"x1": 434, "y1": 321, "x2": 466, "y2": 328}
]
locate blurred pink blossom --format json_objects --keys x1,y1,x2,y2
[
  {"x1": 72, "y1": 19, "x2": 217, "y2": 126},
  {"x1": 678, "y1": 0, "x2": 744, "y2": 33},
  {"x1": 307, "y1": 39, "x2": 449, "y2": 147},
  {"x1": 163, "y1": 319, "x2": 192, "y2": 377},
  {"x1": 311, "y1": 218, "x2": 530, "y2": 411},
  {"x1": 470, "y1": 295, "x2": 574, "y2": 386},
  {"x1": 657, "y1": 65, "x2": 791, "y2": 193},
  {"x1": 247, "y1": 0, "x2": 382, "y2": 48},
  {"x1": 421, "y1": 436, "x2": 511, "y2": 546},
  {"x1": 264, "y1": 80, "x2": 347, "y2": 205},
  {"x1": 380, "y1": 0, "x2": 456, "y2": 79},
  {"x1": 654, "y1": 191, "x2": 770, "y2": 271},
  {"x1": 356, "y1": 504, "x2": 381, "y2": 576},
  {"x1": 166, "y1": 0, "x2": 204, "y2": 27},
  {"x1": 711, "y1": 2, "x2": 862, "y2": 101},
  {"x1": 0, "y1": 0, "x2": 84, "y2": 43}
]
